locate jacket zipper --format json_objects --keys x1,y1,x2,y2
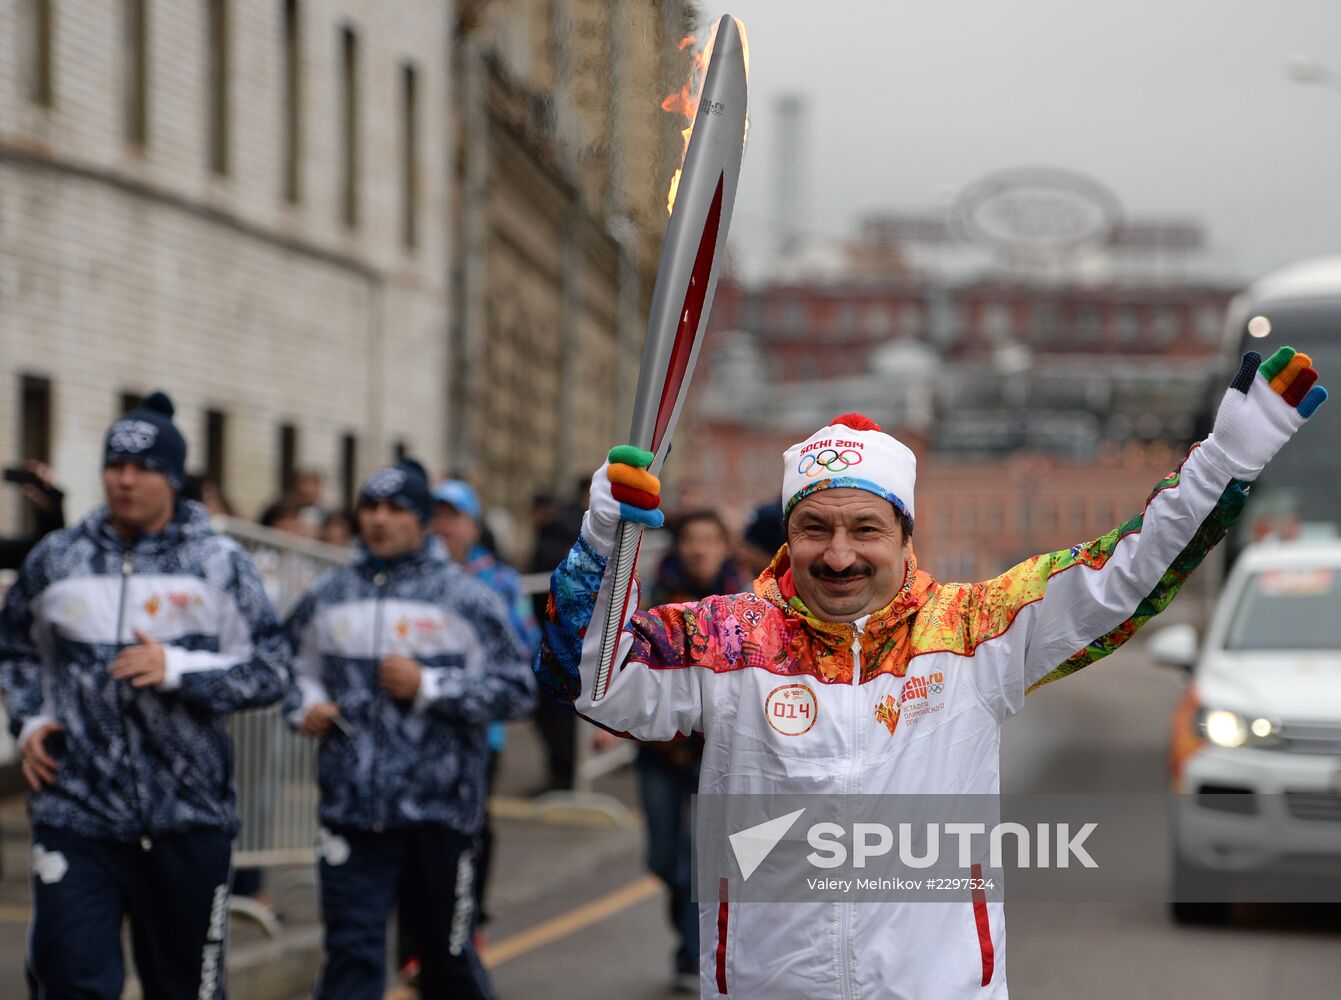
[
  {"x1": 114, "y1": 550, "x2": 153, "y2": 852},
  {"x1": 370, "y1": 570, "x2": 387, "y2": 833},
  {"x1": 839, "y1": 624, "x2": 864, "y2": 1000}
]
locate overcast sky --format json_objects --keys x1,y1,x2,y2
[{"x1": 699, "y1": 0, "x2": 1341, "y2": 281}]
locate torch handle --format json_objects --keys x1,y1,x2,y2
[{"x1": 591, "y1": 518, "x2": 642, "y2": 702}]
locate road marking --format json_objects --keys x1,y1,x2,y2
[{"x1": 484, "y1": 874, "x2": 663, "y2": 969}]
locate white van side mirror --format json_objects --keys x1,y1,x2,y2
[{"x1": 1147, "y1": 623, "x2": 1198, "y2": 671}]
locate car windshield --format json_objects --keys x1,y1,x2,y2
[{"x1": 1222, "y1": 566, "x2": 1341, "y2": 651}]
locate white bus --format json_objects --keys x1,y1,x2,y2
[{"x1": 1217, "y1": 256, "x2": 1341, "y2": 561}]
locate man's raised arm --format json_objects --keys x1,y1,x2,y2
[
  {"x1": 948, "y1": 348, "x2": 1327, "y2": 718},
  {"x1": 534, "y1": 448, "x2": 707, "y2": 741}
]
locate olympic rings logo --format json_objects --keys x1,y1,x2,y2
[{"x1": 797, "y1": 448, "x2": 863, "y2": 477}]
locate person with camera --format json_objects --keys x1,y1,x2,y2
[{"x1": 0, "y1": 461, "x2": 66, "y2": 572}]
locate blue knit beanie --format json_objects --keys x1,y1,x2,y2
[
  {"x1": 358, "y1": 459, "x2": 434, "y2": 524},
  {"x1": 103, "y1": 391, "x2": 188, "y2": 490}
]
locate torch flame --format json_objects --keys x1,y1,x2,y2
[{"x1": 661, "y1": 18, "x2": 748, "y2": 216}]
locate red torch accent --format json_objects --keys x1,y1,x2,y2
[{"x1": 651, "y1": 172, "x2": 725, "y2": 452}]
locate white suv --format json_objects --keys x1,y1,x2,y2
[{"x1": 1148, "y1": 540, "x2": 1341, "y2": 924}]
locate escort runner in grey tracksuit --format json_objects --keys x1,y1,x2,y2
[
  {"x1": 285, "y1": 460, "x2": 535, "y2": 1000},
  {"x1": 0, "y1": 392, "x2": 287, "y2": 999}
]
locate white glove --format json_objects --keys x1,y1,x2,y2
[
  {"x1": 1203, "y1": 346, "x2": 1326, "y2": 481},
  {"x1": 580, "y1": 447, "x2": 665, "y2": 552}
]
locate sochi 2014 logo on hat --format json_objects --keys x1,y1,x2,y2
[
  {"x1": 363, "y1": 468, "x2": 407, "y2": 498},
  {"x1": 797, "y1": 446, "x2": 863, "y2": 478},
  {"x1": 108, "y1": 419, "x2": 159, "y2": 454}
]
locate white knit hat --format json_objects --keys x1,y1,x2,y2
[{"x1": 782, "y1": 414, "x2": 916, "y2": 523}]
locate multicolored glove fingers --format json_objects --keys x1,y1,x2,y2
[
  {"x1": 1232, "y1": 346, "x2": 1328, "y2": 419},
  {"x1": 606, "y1": 445, "x2": 663, "y2": 528}
]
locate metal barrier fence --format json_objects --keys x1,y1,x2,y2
[
  {"x1": 215, "y1": 517, "x2": 351, "y2": 872},
  {"x1": 0, "y1": 520, "x2": 643, "y2": 875}
]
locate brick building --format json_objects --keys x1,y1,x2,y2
[{"x1": 673, "y1": 237, "x2": 1240, "y2": 580}]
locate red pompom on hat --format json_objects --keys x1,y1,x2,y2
[{"x1": 830, "y1": 413, "x2": 882, "y2": 432}]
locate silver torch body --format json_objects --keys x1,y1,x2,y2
[{"x1": 591, "y1": 14, "x2": 748, "y2": 701}]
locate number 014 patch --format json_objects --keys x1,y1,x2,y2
[{"x1": 764, "y1": 683, "x2": 818, "y2": 736}]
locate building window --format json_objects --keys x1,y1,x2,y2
[
  {"x1": 835, "y1": 301, "x2": 858, "y2": 334},
  {"x1": 779, "y1": 299, "x2": 806, "y2": 335},
  {"x1": 1071, "y1": 497, "x2": 1087, "y2": 531},
  {"x1": 203, "y1": 409, "x2": 227, "y2": 489},
  {"x1": 1113, "y1": 307, "x2": 1140, "y2": 343},
  {"x1": 1031, "y1": 302, "x2": 1059, "y2": 343},
  {"x1": 739, "y1": 298, "x2": 762, "y2": 332},
  {"x1": 18, "y1": 375, "x2": 53, "y2": 533},
  {"x1": 1196, "y1": 304, "x2": 1222, "y2": 343},
  {"x1": 400, "y1": 62, "x2": 419, "y2": 249},
  {"x1": 981, "y1": 302, "x2": 1011, "y2": 342},
  {"x1": 1151, "y1": 307, "x2": 1181, "y2": 345},
  {"x1": 339, "y1": 25, "x2": 360, "y2": 227},
  {"x1": 1075, "y1": 305, "x2": 1102, "y2": 342},
  {"x1": 123, "y1": 0, "x2": 149, "y2": 143},
  {"x1": 19, "y1": 0, "x2": 54, "y2": 106},
  {"x1": 340, "y1": 433, "x2": 358, "y2": 511},
  {"x1": 282, "y1": 0, "x2": 301, "y2": 203},
  {"x1": 119, "y1": 391, "x2": 144, "y2": 413},
  {"x1": 207, "y1": 0, "x2": 230, "y2": 175},
  {"x1": 958, "y1": 502, "x2": 977, "y2": 532},
  {"x1": 899, "y1": 302, "x2": 923, "y2": 338},
  {"x1": 278, "y1": 423, "x2": 297, "y2": 494},
  {"x1": 863, "y1": 303, "x2": 892, "y2": 336}
]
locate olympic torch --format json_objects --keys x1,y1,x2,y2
[{"x1": 591, "y1": 14, "x2": 748, "y2": 702}]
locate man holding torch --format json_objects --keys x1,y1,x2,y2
[
  {"x1": 537, "y1": 351, "x2": 1324, "y2": 997},
  {"x1": 536, "y1": 9, "x2": 1326, "y2": 994}
]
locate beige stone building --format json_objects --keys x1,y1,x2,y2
[
  {"x1": 2, "y1": 0, "x2": 456, "y2": 523},
  {"x1": 2, "y1": 0, "x2": 695, "y2": 543},
  {"x1": 449, "y1": 0, "x2": 695, "y2": 544}
]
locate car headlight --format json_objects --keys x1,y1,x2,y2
[{"x1": 1197, "y1": 707, "x2": 1281, "y2": 749}]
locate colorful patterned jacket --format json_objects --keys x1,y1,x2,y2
[
  {"x1": 284, "y1": 539, "x2": 535, "y2": 834},
  {"x1": 536, "y1": 440, "x2": 1250, "y2": 999},
  {"x1": 0, "y1": 501, "x2": 286, "y2": 841}
]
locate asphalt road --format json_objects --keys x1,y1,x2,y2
[
  {"x1": 486, "y1": 635, "x2": 1341, "y2": 1000},
  {"x1": 1, "y1": 617, "x2": 1335, "y2": 998}
]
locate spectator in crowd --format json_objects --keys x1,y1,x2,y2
[
  {"x1": 259, "y1": 470, "x2": 328, "y2": 540},
  {"x1": 182, "y1": 473, "x2": 234, "y2": 518},
  {"x1": 735, "y1": 500, "x2": 785, "y2": 581},
  {"x1": 640, "y1": 510, "x2": 744, "y2": 993},
  {"x1": 285, "y1": 460, "x2": 535, "y2": 999},
  {"x1": 0, "y1": 391, "x2": 287, "y2": 999},
  {"x1": 526, "y1": 483, "x2": 587, "y2": 794},
  {"x1": 289, "y1": 470, "x2": 329, "y2": 536},
  {"x1": 0, "y1": 461, "x2": 65, "y2": 572},
  {"x1": 320, "y1": 510, "x2": 356, "y2": 548},
  {"x1": 260, "y1": 500, "x2": 309, "y2": 538}
]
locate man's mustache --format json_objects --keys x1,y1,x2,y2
[{"x1": 811, "y1": 564, "x2": 874, "y2": 582}]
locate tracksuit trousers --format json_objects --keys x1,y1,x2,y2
[
  {"x1": 27, "y1": 824, "x2": 233, "y2": 1000},
  {"x1": 314, "y1": 823, "x2": 494, "y2": 1000}
]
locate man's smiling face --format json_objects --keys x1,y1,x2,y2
[{"x1": 786, "y1": 489, "x2": 910, "y2": 622}]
